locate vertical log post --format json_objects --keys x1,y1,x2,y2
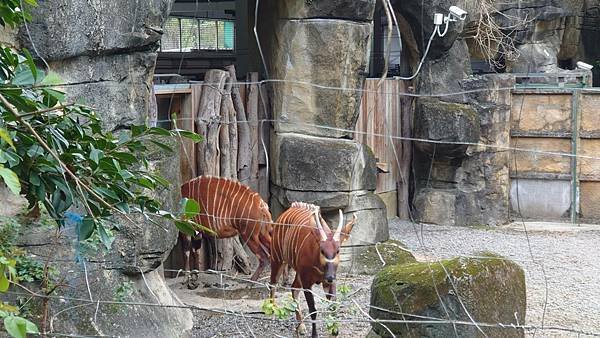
[
  {"x1": 229, "y1": 66, "x2": 253, "y2": 186},
  {"x1": 246, "y1": 72, "x2": 260, "y2": 191},
  {"x1": 398, "y1": 83, "x2": 414, "y2": 219},
  {"x1": 197, "y1": 70, "x2": 229, "y2": 176}
]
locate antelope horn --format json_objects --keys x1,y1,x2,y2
[
  {"x1": 333, "y1": 209, "x2": 344, "y2": 242},
  {"x1": 314, "y1": 208, "x2": 328, "y2": 241}
]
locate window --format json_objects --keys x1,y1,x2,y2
[{"x1": 160, "y1": 17, "x2": 235, "y2": 52}]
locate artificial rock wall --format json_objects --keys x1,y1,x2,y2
[
  {"x1": 265, "y1": 0, "x2": 389, "y2": 247},
  {"x1": 394, "y1": 0, "x2": 599, "y2": 226},
  {"x1": 16, "y1": 1, "x2": 193, "y2": 336}
]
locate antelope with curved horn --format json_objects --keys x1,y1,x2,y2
[{"x1": 269, "y1": 202, "x2": 356, "y2": 337}]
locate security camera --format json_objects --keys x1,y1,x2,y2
[
  {"x1": 448, "y1": 6, "x2": 467, "y2": 21},
  {"x1": 576, "y1": 61, "x2": 594, "y2": 71}
]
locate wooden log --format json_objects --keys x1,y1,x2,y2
[
  {"x1": 219, "y1": 78, "x2": 233, "y2": 178},
  {"x1": 197, "y1": 69, "x2": 228, "y2": 176},
  {"x1": 247, "y1": 72, "x2": 260, "y2": 191},
  {"x1": 257, "y1": 82, "x2": 270, "y2": 202},
  {"x1": 398, "y1": 82, "x2": 414, "y2": 220},
  {"x1": 227, "y1": 65, "x2": 252, "y2": 185}
]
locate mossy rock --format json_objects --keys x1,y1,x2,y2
[
  {"x1": 350, "y1": 240, "x2": 417, "y2": 275},
  {"x1": 369, "y1": 252, "x2": 526, "y2": 337}
]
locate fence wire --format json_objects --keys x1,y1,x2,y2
[{"x1": 5, "y1": 0, "x2": 600, "y2": 337}]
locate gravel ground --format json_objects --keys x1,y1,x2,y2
[
  {"x1": 178, "y1": 219, "x2": 600, "y2": 337},
  {"x1": 389, "y1": 219, "x2": 600, "y2": 337}
]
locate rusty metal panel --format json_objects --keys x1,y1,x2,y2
[
  {"x1": 509, "y1": 137, "x2": 571, "y2": 176},
  {"x1": 579, "y1": 139, "x2": 600, "y2": 181},
  {"x1": 511, "y1": 93, "x2": 572, "y2": 134},
  {"x1": 580, "y1": 181, "x2": 600, "y2": 220},
  {"x1": 580, "y1": 93, "x2": 600, "y2": 136}
]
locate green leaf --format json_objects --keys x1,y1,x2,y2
[
  {"x1": 182, "y1": 198, "x2": 200, "y2": 218},
  {"x1": 0, "y1": 167, "x2": 20, "y2": 195},
  {"x1": 89, "y1": 148, "x2": 103, "y2": 164},
  {"x1": 0, "y1": 271, "x2": 9, "y2": 292},
  {"x1": 149, "y1": 140, "x2": 173, "y2": 152},
  {"x1": 137, "y1": 177, "x2": 155, "y2": 189},
  {"x1": 21, "y1": 48, "x2": 37, "y2": 82},
  {"x1": 11, "y1": 64, "x2": 35, "y2": 86},
  {"x1": 111, "y1": 152, "x2": 136, "y2": 164},
  {"x1": 173, "y1": 130, "x2": 203, "y2": 143},
  {"x1": 0, "y1": 128, "x2": 15, "y2": 150},
  {"x1": 174, "y1": 220, "x2": 197, "y2": 237},
  {"x1": 4, "y1": 316, "x2": 38, "y2": 338},
  {"x1": 26, "y1": 144, "x2": 43, "y2": 158},
  {"x1": 78, "y1": 218, "x2": 95, "y2": 241},
  {"x1": 93, "y1": 186, "x2": 120, "y2": 201},
  {"x1": 97, "y1": 223, "x2": 114, "y2": 250},
  {"x1": 147, "y1": 127, "x2": 171, "y2": 136}
]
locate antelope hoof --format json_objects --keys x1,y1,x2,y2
[{"x1": 296, "y1": 323, "x2": 307, "y2": 336}]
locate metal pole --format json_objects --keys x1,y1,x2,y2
[{"x1": 570, "y1": 89, "x2": 580, "y2": 224}]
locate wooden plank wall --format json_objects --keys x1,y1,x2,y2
[{"x1": 355, "y1": 79, "x2": 411, "y2": 218}]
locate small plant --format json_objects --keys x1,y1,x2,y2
[
  {"x1": 114, "y1": 280, "x2": 135, "y2": 303},
  {"x1": 261, "y1": 297, "x2": 298, "y2": 320}
]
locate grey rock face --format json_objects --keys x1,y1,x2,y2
[
  {"x1": 50, "y1": 52, "x2": 156, "y2": 131},
  {"x1": 270, "y1": 19, "x2": 372, "y2": 138},
  {"x1": 370, "y1": 254, "x2": 526, "y2": 337},
  {"x1": 271, "y1": 133, "x2": 377, "y2": 192},
  {"x1": 414, "y1": 98, "x2": 480, "y2": 158},
  {"x1": 16, "y1": 0, "x2": 193, "y2": 335},
  {"x1": 21, "y1": 0, "x2": 172, "y2": 61},
  {"x1": 275, "y1": 0, "x2": 377, "y2": 21},
  {"x1": 413, "y1": 188, "x2": 456, "y2": 226},
  {"x1": 412, "y1": 75, "x2": 513, "y2": 227}
]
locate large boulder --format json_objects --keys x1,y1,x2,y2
[
  {"x1": 271, "y1": 133, "x2": 377, "y2": 192},
  {"x1": 270, "y1": 19, "x2": 372, "y2": 138},
  {"x1": 370, "y1": 254, "x2": 526, "y2": 337}
]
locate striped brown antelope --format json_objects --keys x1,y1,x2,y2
[
  {"x1": 180, "y1": 175, "x2": 273, "y2": 281},
  {"x1": 270, "y1": 202, "x2": 356, "y2": 337}
]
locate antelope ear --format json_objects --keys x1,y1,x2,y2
[{"x1": 340, "y1": 213, "x2": 357, "y2": 243}]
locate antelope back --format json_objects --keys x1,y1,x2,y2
[
  {"x1": 271, "y1": 203, "x2": 321, "y2": 270},
  {"x1": 181, "y1": 175, "x2": 272, "y2": 240}
]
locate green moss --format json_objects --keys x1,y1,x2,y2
[
  {"x1": 370, "y1": 253, "x2": 526, "y2": 337},
  {"x1": 354, "y1": 240, "x2": 416, "y2": 275}
]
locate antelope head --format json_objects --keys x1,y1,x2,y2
[{"x1": 314, "y1": 209, "x2": 357, "y2": 283}]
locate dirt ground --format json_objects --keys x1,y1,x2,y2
[{"x1": 168, "y1": 219, "x2": 600, "y2": 337}]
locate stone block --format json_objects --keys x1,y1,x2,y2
[
  {"x1": 275, "y1": 0, "x2": 377, "y2": 21},
  {"x1": 271, "y1": 185, "x2": 351, "y2": 211},
  {"x1": 413, "y1": 189, "x2": 456, "y2": 226},
  {"x1": 271, "y1": 133, "x2": 377, "y2": 192},
  {"x1": 414, "y1": 98, "x2": 480, "y2": 159},
  {"x1": 324, "y1": 192, "x2": 389, "y2": 246},
  {"x1": 370, "y1": 254, "x2": 526, "y2": 337},
  {"x1": 270, "y1": 19, "x2": 372, "y2": 138},
  {"x1": 21, "y1": 0, "x2": 170, "y2": 60}
]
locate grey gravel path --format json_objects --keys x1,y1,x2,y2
[{"x1": 389, "y1": 219, "x2": 600, "y2": 337}]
